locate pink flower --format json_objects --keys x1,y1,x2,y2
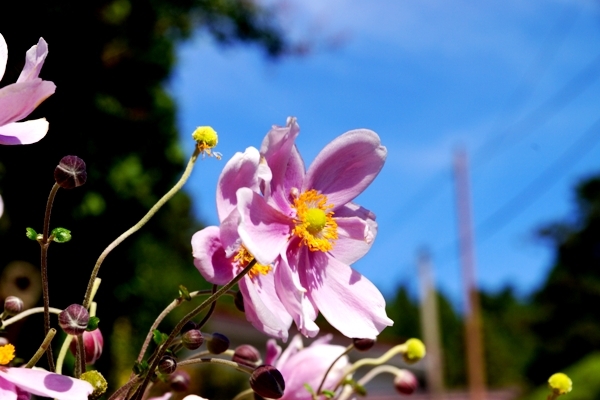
[
  {"x1": 266, "y1": 334, "x2": 349, "y2": 400},
  {"x1": 0, "y1": 33, "x2": 56, "y2": 145},
  {"x1": 236, "y1": 118, "x2": 393, "y2": 338},
  {"x1": 0, "y1": 344, "x2": 92, "y2": 400},
  {"x1": 69, "y1": 328, "x2": 104, "y2": 365},
  {"x1": 192, "y1": 147, "x2": 292, "y2": 341}
]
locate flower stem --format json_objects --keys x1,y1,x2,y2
[
  {"x1": 25, "y1": 328, "x2": 56, "y2": 368},
  {"x1": 40, "y1": 182, "x2": 60, "y2": 372},
  {"x1": 2, "y1": 307, "x2": 62, "y2": 327},
  {"x1": 82, "y1": 147, "x2": 201, "y2": 310},
  {"x1": 55, "y1": 335, "x2": 73, "y2": 374},
  {"x1": 315, "y1": 344, "x2": 353, "y2": 398},
  {"x1": 177, "y1": 357, "x2": 254, "y2": 374},
  {"x1": 130, "y1": 259, "x2": 256, "y2": 400},
  {"x1": 196, "y1": 285, "x2": 218, "y2": 330}
]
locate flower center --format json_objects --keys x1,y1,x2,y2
[
  {"x1": 292, "y1": 189, "x2": 338, "y2": 252},
  {"x1": 0, "y1": 344, "x2": 15, "y2": 365},
  {"x1": 234, "y1": 246, "x2": 272, "y2": 280}
]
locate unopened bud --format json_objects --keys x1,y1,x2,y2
[
  {"x1": 234, "y1": 291, "x2": 245, "y2": 312},
  {"x1": 3, "y1": 296, "x2": 24, "y2": 316},
  {"x1": 207, "y1": 332, "x2": 229, "y2": 354},
  {"x1": 548, "y1": 372, "x2": 572, "y2": 395},
  {"x1": 158, "y1": 355, "x2": 178, "y2": 375},
  {"x1": 233, "y1": 345, "x2": 261, "y2": 367},
  {"x1": 394, "y1": 370, "x2": 418, "y2": 395},
  {"x1": 170, "y1": 370, "x2": 190, "y2": 392},
  {"x1": 181, "y1": 320, "x2": 197, "y2": 334},
  {"x1": 59, "y1": 304, "x2": 89, "y2": 335},
  {"x1": 250, "y1": 365, "x2": 285, "y2": 399},
  {"x1": 353, "y1": 338, "x2": 375, "y2": 352},
  {"x1": 54, "y1": 156, "x2": 87, "y2": 189},
  {"x1": 69, "y1": 329, "x2": 103, "y2": 364},
  {"x1": 403, "y1": 338, "x2": 426, "y2": 364},
  {"x1": 182, "y1": 329, "x2": 204, "y2": 350},
  {"x1": 80, "y1": 370, "x2": 108, "y2": 400}
]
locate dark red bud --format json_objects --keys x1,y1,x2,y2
[
  {"x1": 54, "y1": 156, "x2": 87, "y2": 189},
  {"x1": 250, "y1": 365, "x2": 285, "y2": 399},
  {"x1": 394, "y1": 370, "x2": 418, "y2": 395},
  {"x1": 59, "y1": 304, "x2": 89, "y2": 335},
  {"x1": 207, "y1": 332, "x2": 229, "y2": 354},
  {"x1": 232, "y1": 345, "x2": 261, "y2": 367},
  {"x1": 4, "y1": 296, "x2": 24, "y2": 316},
  {"x1": 234, "y1": 291, "x2": 245, "y2": 312},
  {"x1": 158, "y1": 355, "x2": 177, "y2": 375},
  {"x1": 353, "y1": 338, "x2": 376, "y2": 352},
  {"x1": 182, "y1": 329, "x2": 204, "y2": 350},
  {"x1": 169, "y1": 370, "x2": 190, "y2": 392}
]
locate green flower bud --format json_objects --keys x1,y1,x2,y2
[
  {"x1": 548, "y1": 372, "x2": 572, "y2": 395},
  {"x1": 403, "y1": 338, "x2": 426, "y2": 364}
]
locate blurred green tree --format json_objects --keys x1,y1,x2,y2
[{"x1": 0, "y1": 0, "x2": 297, "y2": 380}]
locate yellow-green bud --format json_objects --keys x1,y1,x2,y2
[
  {"x1": 192, "y1": 126, "x2": 218, "y2": 147},
  {"x1": 403, "y1": 338, "x2": 426, "y2": 364},
  {"x1": 80, "y1": 370, "x2": 108, "y2": 400},
  {"x1": 548, "y1": 372, "x2": 572, "y2": 395}
]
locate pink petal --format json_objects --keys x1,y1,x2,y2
[
  {"x1": 219, "y1": 209, "x2": 242, "y2": 258},
  {"x1": 0, "y1": 34, "x2": 7, "y2": 82},
  {"x1": 328, "y1": 215, "x2": 377, "y2": 265},
  {"x1": 275, "y1": 246, "x2": 319, "y2": 337},
  {"x1": 0, "y1": 195, "x2": 3, "y2": 219},
  {"x1": 148, "y1": 393, "x2": 172, "y2": 400},
  {"x1": 0, "y1": 376, "x2": 18, "y2": 400},
  {"x1": 0, "y1": 368, "x2": 93, "y2": 400},
  {"x1": 306, "y1": 253, "x2": 393, "y2": 339},
  {"x1": 216, "y1": 147, "x2": 261, "y2": 221},
  {"x1": 236, "y1": 187, "x2": 292, "y2": 265},
  {"x1": 240, "y1": 274, "x2": 292, "y2": 341},
  {"x1": 265, "y1": 339, "x2": 282, "y2": 366},
  {"x1": 191, "y1": 226, "x2": 235, "y2": 285},
  {"x1": 17, "y1": 38, "x2": 49, "y2": 83},
  {"x1": 268, "y1": 144, "x2": 305, "y2": 216},
  {"x1": 0, "y1": 119, "x2": 49, "y2": 145},
  {"x1": 0, "y1": 80, "x2": 56, "y2": 126},
  {"x1": 304, "y1": 129, "x2": 386, "y2": 209},
  {"x1": 275, "y1": 334, "x2": 303, "y2": 369}
]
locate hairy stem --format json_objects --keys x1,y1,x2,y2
[{"x1": 25, "y1": 328, "x2": 56, "y2": 368}]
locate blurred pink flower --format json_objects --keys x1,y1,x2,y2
[
  {"x1": 0, "y1": 33, "x2": 56, "y2": 145},
  {"x1": 69, "y1": 328, "x2": 103, "y2": 365},
  {"x1": 237, "y1": 118, "x2": 393, "y2": 338},
  {"x1": 192, "y1": 147, "x2": 292, "y2": 341},
  {"x1": 266, "y1": 334, "x2": 349, "y2": 400}
]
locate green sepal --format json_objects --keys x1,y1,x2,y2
[
  {"x1": 179, "y1": 285, "x2": 191, "y2": 301},
  {"x1": 303, "y1": 383, "x2": 316, "y2": 396},
  {"x1": 86, "y1": 316, "x2": 100, "y2": 331},
  {"x1": 322, "y1": 390, "x2": 336, "y2": 398},
  {"x1": 352, "y1": 382, "x2": 367, "y2": 396},
  {"x1": 133, "y1": 360, "x2": 149, "y2": 375},
  {"x1": 153, "y1": 329, "x2": 168, "y2": 345},
  {"x1": 25, "y1": 228, "x2": 38, "y2": 241},
  {"x1": 51, "y1": 227, "x2": 72, "y2": 243}
]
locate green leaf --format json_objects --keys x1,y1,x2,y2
[
  {"x1": 86, "y1": 316, "x2": 100, "y2": 331},
  {"x1": 303, "y1": 383, "x2": 316, "y2": 396},
  {"x1": 51, "y1": 227, "x2": 72, "y2": 243},
  {"x1": 133, "y1": 360, "x2": 149, "y2": 375},
  {"x1": 178, "y1": 285, "x2": 191, "y2": 301},
  {"x1": 352, "y1": 381, "x2": 367, "y2": 396},
  {"x1": 152, "y1": 329, "x2": 168, "y2": 345},
  {"x1": 25, "y1": 227, "x2": 38, "y2": 241},
  {"x1": 322, "y1": 390, "x2": 336, "y2": 398}
]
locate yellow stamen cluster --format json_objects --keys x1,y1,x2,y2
[
  {"x1": 0, "y1": 343, "x2": 15, "y2": 365},
  {"x1": 548, "y1": 372, "x2": 572, "y2": 395},
  {"x1": 234, "y1": 246, "x2": 272, "y2": 280},
  {"x1": 192, "y1": 126, "x2": 221, "y2": 159},
  {"x1": 292, "y1": 189, "x2": 338, "y2": 252}
]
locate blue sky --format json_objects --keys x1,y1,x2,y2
[{"x1": 169, "y1": 0, "x2": 600, "y2": 306}]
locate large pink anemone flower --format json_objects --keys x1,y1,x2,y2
[
  {"x1": 0, "y1": 34, "x2": 56, "y2": 145},
  {"x1": 236, "y1": 118, "x2": 393, "y2": 339},
  {"x1": 0, "y1": 344, "x2": 92, "y2": 400},
  {"x1": 192, "y1": 147, "x2": 293, "y2": 341},
  {"x1": 266, "y1": 334, "x2": 349, "y2": 400}
]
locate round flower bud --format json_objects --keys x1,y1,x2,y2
[
  {"x1": 182, "y1": 329, "x2": 204, "y2": 350},
  {"x1": 353, "y1": 338, "x2": 376, "y2": 352},
  {"x1": 54, "y1": 156, "x2": 87, "y2": 189},
  {"x1": 80, "y1": 370, "x2": 108, "y2": 400},
  {"x1": 207, "y1": 332, "x2": 229, "y2": 354},
  {"x1": 158, "y1": 355, "x2": 178, "y2": 375},
  {"x1": 58, "y1": 304, "x2": 89, "y2": 335},
  {"x1": 169, "y1": 370, "x2": 191, "y2": 392},
  {"x1": 249, "y1": 365, "x2": 285, "y2": 399},
  {"x1": 548, "y1": 372, "x2": 572, "y2": 395},
  {"x1": 402, "y1": 338, "x2": 426, "y2": 364},
  {"x1": 234, "y1": 291, "x2": 245, "y2": 312},
  {"x1": 69, "y1": 328, "x2": 103, "y2": 364},
  {"x1": 3, "y1": 296, "x2": 24, "y2": 316},
  {"x1": 232, "y1": 345, "x2": 261, "y2": 367},
  {"x1": 394, "y1": 370, "x2": 418, "y2": 395}
]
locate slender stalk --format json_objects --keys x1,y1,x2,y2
[
  {"x1": 55, "y1": 335, "x2": 74, "y2": 374},
  {"x1": 108, "y1": 376, "x2": 142, "y2": 400},
  {"x1": 315, "y1": 344, "x2": 353, "y2": 398},
  {"x1": 196, "y1": 285, "x2": 218, "y2": 330},
  {"x1": 82, "y1": 147, "x2": 201, "y2": 309},
  {"x1": 130, "y1": 260, "x2": 256, "y2": 400},
  {"x1": 3, "y1": 307, "x2": 62, "y2": 327},
  {"x1": 232, "y1": 389, "x2": 254, "y2": 400},
  {"x1": 177, "y1": 357, "x2": 254, "y2": 374},
  {"x1": 336, "y1": 366, "x2": 403, "y2": 400},
  {"x1": 25, "y1": 328, "x2": 56, "y2": 368},
  {"x1": 74, "y1": 333, "x2": 85, "y2": 378},
  {"x1": 40, "y1": 182, "x2": 60, "y2": 372}
]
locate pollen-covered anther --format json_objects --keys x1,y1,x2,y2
[
  {"x1": 192, "y1": 126, "x2": 221, "y2": 159},
  {"x1": 292, "y1": 189, "x2": 338, "y2": 252},
  {"x1": 234, "y1": 246, "x2": 272, "y2": 280},
  {"x1": 0, "y1": 343, "x2": 15, "y2": 365}
]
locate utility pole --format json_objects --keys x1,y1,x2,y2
[
  {"x1": 453, "y1": 148, "x2": 486, "y2": 400},
  {"x1": 417, "y1": 249, "x2": 445, "y2": 400}
]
